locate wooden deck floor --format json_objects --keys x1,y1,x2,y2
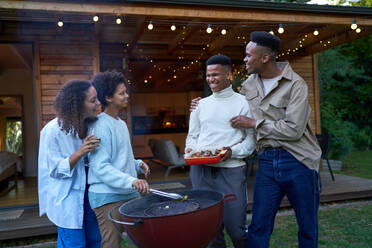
[{"x1": 1, "y1": 166, "x2": 372, "y2": 241}]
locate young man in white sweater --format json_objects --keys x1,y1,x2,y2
[{"x1": 185, "y1": 55, "x2": 255, "y2": 248}]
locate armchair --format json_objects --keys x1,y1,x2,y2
[{"x1": 148, "y1": 139, "x2": 187, "y2": 178}]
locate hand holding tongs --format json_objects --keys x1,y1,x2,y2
[{"x1": 149, "y1": 189, "x2": 187, "y2": 201}]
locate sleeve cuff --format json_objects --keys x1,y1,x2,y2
[
  {"x1": 60, "y1": 157, "x2": 74, "y2": 177},
  {"x1": 255, "y1": 119, "x2": 265, "y2": 129},
  {"x1": 135, "y1": 159, "x2": 144, "y2": 174}
]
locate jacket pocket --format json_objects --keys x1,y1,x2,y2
[{"x1": 267, "y1": 98, "x2": 288, "y2": 120}]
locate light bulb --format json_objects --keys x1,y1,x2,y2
[
  {"x1": 269, "y1": 30, "x2": 274, "y2": 35},
  {"x1": 206, "y1": 25, "x2": 212, "y2": 34},
  {"x1": 278, "y1": 24, "x2": 284, "y2": 34},
  {"x1": 57, "y1": 20, "x2": 63, "y2": 27},
  {"x1": 351, "y1": 19, "x2": 357, "y2": 30},
  {"x1": 313, "y1": 29, "x2": 319, "y2": 36},
  {"x1": 356, "y1": 27, "x2": 361, "y2": 33},
  {"x1": 221, "y1": 29, "x2": 227, "y2": 35},
  {"x1": 148, "y1": 21, "x2": 153, "y2": 30},
  {"x1": 116, "y1": 17, "x2": 122, "y2": 24},
  {"x1": 93, "y1": 15, "x2": 99, "y2": 22},
  {"x1": 171, "y1": 24, "x2": 176, "y2": 31}
]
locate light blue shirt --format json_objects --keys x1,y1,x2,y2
[
  {"x1": 38, "y1": 118, "x2": 86, "y2": 229},
  {"x1": 88, "y1": 113, "x2": 143, "y2": 201}
]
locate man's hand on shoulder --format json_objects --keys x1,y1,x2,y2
[
  {"x1": 189, "y1": 97, "x2": 202, "y2": 112},
  {"x1": 230, "y1": 115, "x2": 256, "y2": 129}
]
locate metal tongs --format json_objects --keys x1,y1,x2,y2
[{"x1": 149, "y1": 189, "x2": 188, "y2": 201}]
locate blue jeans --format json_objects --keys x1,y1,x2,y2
[
  {"x1": 57, "y1": 187, "x2": 101, "y2": 248},
  {"x1": 247, "y1": 148, "x2": 320, "y2": 248}
]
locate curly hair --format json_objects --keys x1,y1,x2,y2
[
  {"x1": 54, "y1": 79, "x2": 94, "y2": 139},
  {"x1": 91, "y1": 71, "x2": 127, "y2": 110}
]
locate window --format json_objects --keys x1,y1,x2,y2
[{"x1": 5, "y1": 117, "x2": 23, "y2": 156}]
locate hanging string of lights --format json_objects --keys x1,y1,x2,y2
[
  {"x1": 55, "y1": 15, "x2": 363, "y2": 36},
  {"x1": 54, "y1": 14, "x2": 365, "y2": 85}
]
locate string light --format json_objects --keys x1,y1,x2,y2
[
  {"x1": 206, "y1": 24, "x2": 213, "y2": 34},
  {"x1": 313, "y1": 28, "x2": 319, "y2": 36},
  {"x1": 148, "y1": 21, "x2": 153, "y2": 30},
  {"x1": 171, "y1": 24, "x2": 176, "y2": 31},
  {"x1": 116, "y1": 17, "x2": 122, "y2": 24},
  {"x1": 57, "y1": 20, "x2": 63, "y2": 27},
  {"x1": 351, "y1": 19, "x2": 357, "y2": 30},
  {"x1": 356, "y1": 27, "x2": 361, "y2": 33},
  {"x1": 221, "y1": 28, "x2": 227, "y2": 35},
  {"x1": 269, "y1": 29, "x2": 274, "y2": 35},
  {"x1": 93, "y1": 15, "x2": 99, "y2": 22},
  {"x1": 278, "y1": 24, "x2": 284, "y2": 34}
]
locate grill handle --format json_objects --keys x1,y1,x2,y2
[{"x1": 108, "y1": 207, "x2": 143, "y2": 227}]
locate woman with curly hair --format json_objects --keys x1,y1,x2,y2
[
  {"x1": 38, "y1": 79, "x2": 102, "y2": 248},
  {"x1": 88, "y1": 71, "x2": 150, "y2": 248}
]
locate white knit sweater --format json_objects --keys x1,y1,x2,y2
[{"x1": 185, "y1": 86, "x2": 255, "y2": 168}]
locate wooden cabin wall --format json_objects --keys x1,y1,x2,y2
[
  {"x1": 1, "y1": 21, "x2": 97, "y2": 126},
  {"x1": 289, "y1": 55, "x2": 321, "y2": 134},
  {"x1": 36, "y1": 23, "x2": 97, "y2": 126}
]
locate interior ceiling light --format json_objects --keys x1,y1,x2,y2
[
  {"x1": 221, "y1": 29, "x2": 227, "y2": 35},
  {"x1": 57, "y1": 20, "x2": 63, "y2": 27},
  {"x1": 313, "y1": 28, "x2": 319, "y2": 36},
  {"x1": 171, "y1": 24, "x2": 176, "y2": 31},
  {"x1": 148, "y1": 21, "x2": 153, "y2": 30},
  {"x1": 351, "y1": 19, "x2": 357, "y2": 30},
  {"x1": 116, "y1": 17, "x2": 122, "y2": 24},
  {"x1": 93, "y1": 15, "x2": 99, "y2": 22},
  {"x1": 278, "y1": 24, "x2": 284, "y2": 34},
  {"x1": 206, "y1": 24, "x2": 213, "y2": 34},
  {"x1": 269, "y1": 29, "x2": 274, "y2": 35},
  {"x1": 356, "y1": 27, "x2": 361, "y2": 33}
]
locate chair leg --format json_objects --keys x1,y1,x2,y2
[
  {"x1": 326, "y1": 158, "x2": 335, "y2": 181},
  {"x1": 165, "y1": 167, "x2": 172, "y2": 179}
]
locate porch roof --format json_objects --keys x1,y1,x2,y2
[{"x1": 0, "y1": 0, "x2": 371, "y2": 92}]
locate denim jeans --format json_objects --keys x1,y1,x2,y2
[
  {"x1": 57, "y1": 181, "x2": 101, "y2": 248},
  {"x1": 247, "y1": 148, "x2": 320, "y2": 248}
]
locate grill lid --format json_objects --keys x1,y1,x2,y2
[{"x1": 144, "y1": 200, "x2": 200, "y2": 217}]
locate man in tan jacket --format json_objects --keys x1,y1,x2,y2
[{"x1": 231, "y1": 31, "x2": 322, "y2": 248}]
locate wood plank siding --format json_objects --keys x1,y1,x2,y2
[
  {"x1": 37, "y1": 24, "x2": 96, "y2": 125},
  {"x1": 290, "y1": 55, "x2": 321, "y2": 134}
]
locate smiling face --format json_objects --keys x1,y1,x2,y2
[
  {"x1": 206, "y1": 64, "x2": 232, "y2": 92},
  {"x1": 105, "y1": 83, "x2": 129, "y2": 110},
  {"x1": 82, "y1": 86, "x2": 100, "y2": 119},
  {"x1": 244, "y1": 41, "x2": 265, "y2": 75}
]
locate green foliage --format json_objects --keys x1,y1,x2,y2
[
  {"x1": 341, "y1": 150, "x2": 372, "y2": 179},
  {"x1": 270, "y1": 204, "x2": 372, "y2": 247},
  {"x1": 351, "y1": 0, "x2": 372, "y2": 6},
  {"x1": 5, "y1": 120, "x2": 23, "y2": 156},
  {"x1": 318, "y1": 35, "x2": 372, "y2": 158}
]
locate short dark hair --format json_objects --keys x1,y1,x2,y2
[
  {"x1": 91, "y1": 71, "x2": 127, "y2": 110},
  {"x1": 54, "y1": 79, "x2": 92, "y2": 139},
  {"x1": 206, "y1": 54, "x2": 232, "y2": 71},
  {"x1": 250, "y1": 31, "x2": 280, "y2": 53}
]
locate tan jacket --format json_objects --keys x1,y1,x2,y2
[{"x1": 241, "y1": 62, "x2": 321, "y2": 171}]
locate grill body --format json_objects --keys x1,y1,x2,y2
[{"x1": 119, "y1": 190, "x2": 224, "y2": 248}]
